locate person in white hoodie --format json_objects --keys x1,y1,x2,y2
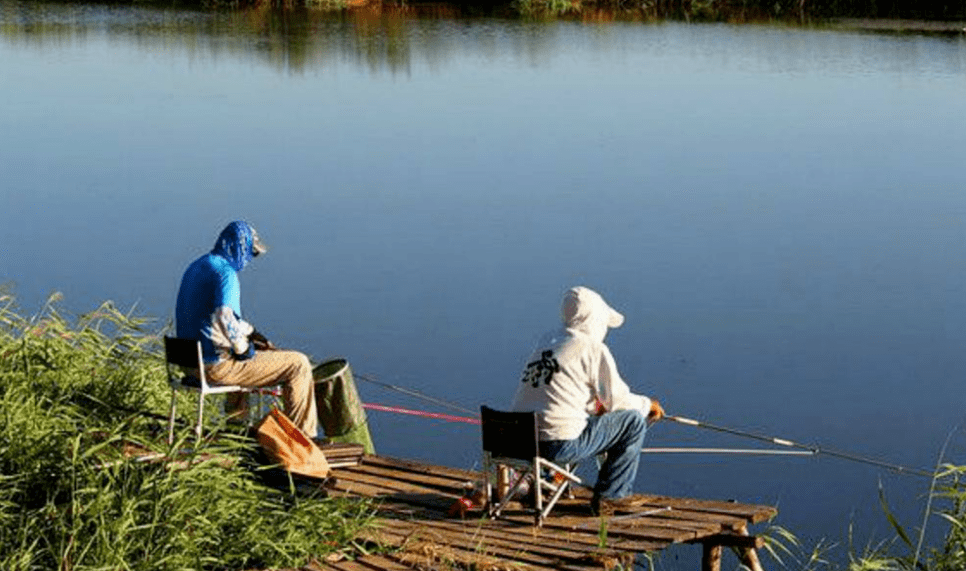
[{"x1": 512, "y1": 286, "x2": 664, "y2": 514}]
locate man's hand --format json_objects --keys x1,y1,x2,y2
[
  {"x1": 249, "y1": 330, "x2": 276, "y2": 351},
  {"x1": 648, "y1": 399, "x2": 665, "y2": 422}
]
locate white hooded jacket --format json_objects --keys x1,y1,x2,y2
[{"x1": 511, "y1": 286, "x2": 652, "y2": 441}]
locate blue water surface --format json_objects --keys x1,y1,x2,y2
[{"x1": 3, "y1": 3, "x2": 966, "y2": 563}]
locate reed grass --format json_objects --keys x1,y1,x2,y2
[
  {"x1": 0, "y1": 291, "x2": 374, "y2": 570},
  {"x1": 749, "y1": 465, "x2": 966, "y2": 571}
]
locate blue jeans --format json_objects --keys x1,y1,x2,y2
[{"x1": 539, "y1": 409, "x2": 648, "y2": 501}]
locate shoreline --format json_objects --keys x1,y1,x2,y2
[{"x1": 828, "y1": 17, "x2": 966, "y2": 33}]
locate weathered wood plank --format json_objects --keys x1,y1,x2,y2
[
  {"x1": 386, "y1": 510, "x2": 669, "y2": 554},
  {"x1": 371, "y1": 518, "x2": 604, "y2": 571},
  {"x1": 341, "y1": 462, "x2": 475, "y2": 494},
  {"x1": 334, "y1": 467, "x2": 466, "y2": 500},
  {"x1": 544, "y1": 498, "x2": 750, "y2": 531},
  {"x1": 686, "y1": 533, "x2": 764, "y2": 549},
  {"x1": 502, "y1": 512, "x2": 696, "y2": 543},
  {"x1": 362, "y1": 455, "x2": 480, "y2": 482},
  {"x1": 363, "y1": 499, "x2": 666, "y2": 554},
  {"x1": 326, "y1": 558, "x2": 379, "y2": 571},
  {"x1": 632, "y1": 494, "x2": 776, "y2": 523},
  {"x1": 366, "y1": 510, "x2": 669, "y2": 565},
  {"x1": 393, "y1": 515, "x2": 623, "y2": 561},
  {"x1": 324, "y1": 454, "x2": 777, "y2": 571},
  {"x1": 326, "y1": 474, "x2": 399, "y2": 497},
  {"x1": 358, "y1": 554, "x2": 427, "y2": 571}
]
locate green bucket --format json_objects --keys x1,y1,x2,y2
[{"x1": 312, "y1": 358, "x2": 375, "y2": 454}]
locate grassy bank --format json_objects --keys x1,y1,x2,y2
[{"x1": 0, "y1": 292, "x2": 373, "y2": 570}]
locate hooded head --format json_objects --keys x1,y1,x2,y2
[
  {"x1": 560, "y1": 286, "x2": 624, "y2": 343},
  {"x1": 211, "y1": 221, "x2": 268, "y2": 272}
]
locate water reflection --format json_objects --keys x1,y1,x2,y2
[
  {"x1": 0, "y1": 1, "x2": 515, "y2": 74},
  {"x1": 3, "y1": 0, "x2": 965, "y2": 77}
]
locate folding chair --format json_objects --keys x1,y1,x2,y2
[
  {"x1": 480, "y1": 405, "x2": 582, "y2": 527},
  {"x1": 164, "y1": 336, "x2": 277, "y2": 444}
]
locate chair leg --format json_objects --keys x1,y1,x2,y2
[
  {"x1": 167, "y1": 389, "x2": 178, "y2": 445},
  {"x1": 540, "y1": 479, "x2": 570, "y2": 522},
  {"x1": 533, "y1": 458, "x2": 544, "y2": 526},
  {"x1": 491, "y1": 468, "x2": 531, "y2": 519},
  {"x1": 565, "y1": 463, "x2": 576, "y2": 499},
  {"x1": 195, "y1": 391, "x2": 205, "y2": 443},
  {"x1": 482, "y1": 454, "x2": 493, "y2": 517}
]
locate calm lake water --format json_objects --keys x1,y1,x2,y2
[{"x1": 3, "y1": 0, "x2": 966, "y2": 565}]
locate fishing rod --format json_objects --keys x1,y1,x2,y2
[
  {"x1": 355, "y1": 373, "x2": 478, "y2": 415},
  {"x1": 351, "y1": 375, "x2": 934, "y2": 477},
  {"x1": 641, "y1": 447, "x2": 814, "y2": 456},
  {"x1": 666, "y1": 415, "x2": 934, "y2": 478},
  {"x1": 362, "y1": 403, "x2": 481, "y2": 425}
]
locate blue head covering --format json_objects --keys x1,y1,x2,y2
[{"x1": 212, "y1": 221, "x2": 262, "y2": 271}]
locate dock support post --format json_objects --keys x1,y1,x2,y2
[
  {"x1": 701, "y1": 543, "x2": 722, "y2": 571},
  {"x1": 737, "y1": 525, "x2": 765, "y2": 571}
]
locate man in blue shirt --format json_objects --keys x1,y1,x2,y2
[{"x1": 175, "y1": 221, "x2": 318, "y2": 437}]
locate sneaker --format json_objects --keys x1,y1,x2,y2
[{"x1": 590, "y1": 495, "x2": 639, "y2": 516}]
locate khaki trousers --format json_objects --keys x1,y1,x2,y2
[{"x1": 207, "y1": 350, "x2": 319, "y2": 438}]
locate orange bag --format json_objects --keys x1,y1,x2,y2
[{"x1": 255, "y1": 408, "x2": 330, "y2": 479}]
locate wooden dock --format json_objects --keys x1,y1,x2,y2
[{"x1": 304, "y1": 450, "x2": 777, "y2": 571}]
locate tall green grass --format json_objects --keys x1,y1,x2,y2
[
  {"x1": 0, "y1": 291, "x2": 373, "y2": 570},
  {"x1": 750, "y1": 465, "x2": 966, "y2": 571}
]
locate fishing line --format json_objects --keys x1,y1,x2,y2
[
  {"x1": 667, "y1": 415, "x2": 934, "y2": 478},
  {"x1": 354, "y1": 373, "x2": 477, "y2": 415},
  {"x1": 362, "y1": 403, "x2": 481, "y2": 425},
  {"x1": 351, "y1": 375, "x2": 934, "y2": 477}
]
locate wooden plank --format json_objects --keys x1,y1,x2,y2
[
  {"x1": 353, "y1": 554, "x2": 421, "y2": 571},
  {"x1": 355, "y1": 490, "x2": 700, "y2": 550},
  {"x1": 556, "y1": 505, "x2": 737, "y2": 534},
  {"x1": 333, "y1": 467, "x2": 466, "y2": 500},
  {"x1": 347, "y1": 457, "x2": 775, "y2": 522},
  {"x1": 686, "y1": 533, "x2": 764, "y2": 549},
  {"x1": 372, "y1": 518, "x2": 605, "y2": 571},
  {"x1": 386, "y1": 509, "x2": 668, "y2": 554},
  {"x1": 319, "y1": 442, "x2": 365, "y2": 453},
  {"x1": 526, "y1": 503, "x2": 723, "y2": 538},
  {"x1": 321, "y1": 446, "x2": 362, "y2": 454},
  {"x1": 362, "y1": 455, "x2": 480, "y2": 481},
  {"x1": 327, "y1": 477, "x2": 457, "y2": 514},
  {"x1": 328, "y1": 470, "x2": 461, "y2": 514},
  {"x1": 503, "y1": 513, "x2": 695, "y2": 543},
  {"x1": 341, "y1": 462, "x2": 475, "y2": 494},
  {"x1": 326, "y1": 559, "x2": 379, "y2": 571},
  {"x1": 326, "y1": 474, "x2": 399, "y2": 498},
  {"x1": 351, "y1": 458, "x2": 475, "y2": 486},
  {"x1": 632, "y1": 494, "x2": 776, "y2": 523},
  {"x1": 323, "y1": 454, "x2": 779, "y2": 571},
  {"x1": 399, "y1": 516, "x2": 622, "y2": 561},
  {"x1": 634, "y1": 506, "x2": 747, "y2": 529},
  {"x1": 359, "y1": 507, "x2": 667, "y2": 564},
  {"x1": 544, "y1": 498, "x2": 749, "y2": 531}
]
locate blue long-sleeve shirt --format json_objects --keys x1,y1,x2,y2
[{"x1": 175, "y1": 221, "x2": 258, "y2": 364}]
